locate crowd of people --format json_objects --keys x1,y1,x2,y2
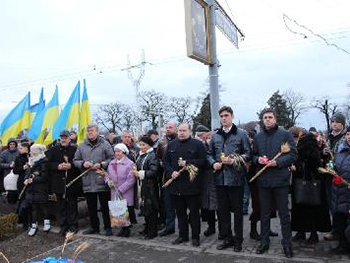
[{"x1": 1, "y1": 106, "x2": 350, "y2": 259}]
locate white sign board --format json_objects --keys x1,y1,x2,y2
[{"x1": 215, "y1": 1, "x2": 239, "y2": 48}]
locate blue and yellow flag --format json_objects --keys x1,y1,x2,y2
[
  {"x1": 27, "y1": 87, "x2": 59, "y2": 143},
  {"x1": 29, "y1": 88, "x2": 45, "y2": 122},
  {"x1": 0, "y1": 92, "x2": 31, "y2": 144},
  {"x1": 44, "y1": 81, "x2": 80, "y2": 144},
  {"x1": 78, "y1": 79, "x2": 91, "y2": 145}
]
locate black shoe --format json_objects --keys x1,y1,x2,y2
[
  {"x1": 59, "y1": 228, "x2": 68, "y2": 237},
  {"x1": 292, "y1": 231, "x2": 306, "y2": 242},
  {"x1": 105, "y1": 228, "x2": 113, "y2": 236},
  {"x1": 83, "y1": 228, "x2": 99, "y2": 235},
  {"x1": 283, "y1": 246, "x2": 293, "y2": 258},
  {"x1": 192, "y1": 239, "x2": 200, "y2": 247},
  {"x1": 157, "y1": 223, "x2": 166, "y2": 231},
  {"x1": 139, "y1": 229, "x2": 148, "y2": 236},
  {"x1": 145, "y1": 234, "x2": 157, "y2": 240},
  {"x1": 331, "y1": 245, "x2": 350, "y2": 255},
  {"x1": 218, "y1": 234, "x2": 224, "y2": 240},
  {"x1": 172, "y1": 237, "x2": 189, "y2": 245},
  {"x1": 269, "y1": 230, "x2": 278, "y2": 237},
  {"x1": 159, "y1": 229, "x2": 175, "y2": 236},
  {"x1": 307, "y1": 233, "x2": 319, "y2": 245},
  {"x1": 123, "y1": 227, "x2": 130, "y2": 237},
  {"x1": 216, "y1": 240, "x2": 235, "y2": 250},
  {"x1": 203, "y1": 228, "x2": 215, "y2": 237},
  {"x1": 250, "y1": 231, "x2": 261, "y2": 241},
  {"x1": 256, "y1": 244, "x2": 269, "y2": 254},
  {"x1": 69, "y1": 227, "x2": 79, "y2": 234},
  {"x1": 234, "y1": 243, "x2": 242, "y2": 252}
]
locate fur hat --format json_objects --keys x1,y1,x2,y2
[
  {"x1": 331, "y1": 112, "x2": 346, "y2": 126},
  {"x1": 139, "y1": 136, "x2": 154, "y2": 147},
  {"x1": 114, "y1": 143, "x2": 129, "y2": 155}
]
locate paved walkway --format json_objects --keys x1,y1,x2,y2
[{"x1": 30, "y1": 213, "x2": 350, "y2": 263}]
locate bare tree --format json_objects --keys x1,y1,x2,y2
[
  {"x1": 168, "y1": 96, "x2": 200, "y2": 124},
  {"x1": 139, "y1": 89, "x2": 168, "y2": 129},
  {"x1": 121, "y1": 104, "x2": 138, "y2": 131},
  {"x1": 311, "y1": 98, "x2": 338, "y2": 134},
  {"x1": 94, "y1": 102, "x2": 124, "y2": 133},
  {"x1": 283, "y1": 88, "x2": 308, "y2": 127}
]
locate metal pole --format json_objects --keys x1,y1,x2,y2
[{"x1": 207, "y1": 0, "x2": 220, "y2": 130}]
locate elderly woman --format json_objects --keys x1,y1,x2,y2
[
  {"x1": 106, "y1": 143, "x2": 136, "y2": 237},
  {"x1": 24, "y1": 144, "x2": 50, "y2": 236},
  {"x1": 133, "y1": 136, "x2": 159, "y2": 239}
]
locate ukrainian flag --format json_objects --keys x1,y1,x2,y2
[
  {"x1": 29, "y1": 88, "x2": 45, "y2": 122},
  {"x1": 27, "y1": 87, "x2": 59, "y2": 143},
  {"x1": 77, "y1": 79, "x2": 91, "y2": 144},
  {"x1": 0, "y1": 92, "x2": 31, "y2": 144},
  {"x1": 44, "y1": 81, "x2": 80, "y2": 144}
]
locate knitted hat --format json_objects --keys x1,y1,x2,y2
[
  {"x1": 114, "y1": 143, "x2": 129, "y2": 155},
  {"x1": 30, "y1": 144, "x2": 46, "y2": 156},
  {"x1": 139, "y1": 136, "x2": 154, "y2": 147},
  {"x1": 346, "y1": 126, "x2": 350, "y2": 133},
  {"x1": 195, "y1": 124, "x2": 210, "y2": 133},
  {"x1": 331, "y1": 112, "x2": 346, "y2": 126},
  {"x1": 308, "y1": 127, "x2": 317, "y2": 133}
]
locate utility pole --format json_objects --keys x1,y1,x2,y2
[{"x1": 207, "y1": 0, "x2": 220, "y2": 130}]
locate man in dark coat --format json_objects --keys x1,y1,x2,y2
[
  {"x1": 157, "y1": 121, "x2": 177, "y2": 236},
  {"x1": 163, "y1": 123, "x2": 207, "y2": 247},
  {"x1": 47, "y1": 130, "x2": 81, "y2": 235},
  {"x1": 208, "y1": 106, "x2": 251, "y2": 252},
  {"x1": 253, "y1": 108, "x2": 297, "y2": 258}
]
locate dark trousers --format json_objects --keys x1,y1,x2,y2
[
  {"x1": 145, "y1": 208, "x2": 158, "y2": 237},
  {"x1": 56, "y1": 194, "x2": 78, "y2": 231},
  {"x1": 259, "y1": 186, "x2": 291, "y2": 247},
  {"x1": 345, "y1": 223, "x2": 350, "y2": 247},
  {"x1": 31, "y1": 203, "x2": 48, "y2": 223},
  {"x1": 174, "y1": 194, "x2": 201, "y2": 240},
  {"x1": 85, "y1": 191, "x2": 111, "y2": 231},
  {"x1": 333, "y1": 212, "x2": 349, "y2": 248},
  {"x1": 163, "y1": 187, "x2": 176, "y2": 230},
  {"x1": 216, "y1": 185, "x2": 244, "y2": 243}
]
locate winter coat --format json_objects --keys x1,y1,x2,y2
[
  {"x1": 25, "y1": 158, "x2": 49, "y2": 204},
  {"x1": 329, "y1": 128, "x2": 346, "y2": 154},
  {"x1": 107, "y1": 157, "x2": 135, "y2": 206},
  {"x1": 208, "y1": 124, "x2": 251, "y2": 186},
  {"x1": 199, "y1": 139, "x2": 217, "y2": 211},
  {"x1": 13, "y1": 153, "x2": 29, "y2": 194},
  {"x1": 0, "y1": 148, "x2": 19, "y2": 176},
  {"x1": 73, "y1": 137, "x2": 114, "y2": 193},
  {"x1": 46, "y1": 143, "x2": 81, "y2": 195},
  {"x1": 332, "y1": 141, "x2": 350, "y2": 214},
  {"x1": 252, "y1": 125, "x2": 297, "y2": 188},
  {"x1": 135, "y1": 149, "x2": 159, "y2": 215},
  {"x1": 163, "y1": 137, "x2": 207, "y2": 196}
]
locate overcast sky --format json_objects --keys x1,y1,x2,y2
[{"x1": 0, "y1": 0, "x2": 349, "y2": 131}]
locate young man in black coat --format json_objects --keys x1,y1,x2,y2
[
  {"x1": 253, "y1": 109, "x2": 297, "y2": 258},
  {"x1": 46, "y1": 130, "x2": 81, "y2": 235},
  {"x1": 163, "y1": 123, "x2": 207, "y2": 247}
]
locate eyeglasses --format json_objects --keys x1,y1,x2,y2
[{"x1": 220, "y1": 114, "x2": 230, "y2": 118}]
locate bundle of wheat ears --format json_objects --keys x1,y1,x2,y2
[
  {"x1": 249, "y1": 142, "x2": 291, "y2": 183},
  {"x1": 162, "y1": 164, "x2": 199, "y2": 188}
]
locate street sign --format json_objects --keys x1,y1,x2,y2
[
  {"x1": 214, "y1": 0, "x2": 239, "y2": 48},
  {"x1": 184, "y1": 0, "x2": 212, "y2": 64}
]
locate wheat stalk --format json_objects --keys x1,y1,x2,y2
[
  {"x1": 60, "y1": 231, "x2": 75, "y2": 259},
  {"x1": 0, "y1": 252, "x2": 9, "y2": 263},
  {"x1": 249, "y1": 143, "x2": 291, "y2": 183},
  {"x1": 72, "y1": 242, "x2": 89, "y2": 261}
]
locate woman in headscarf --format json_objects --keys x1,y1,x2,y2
[
  {"x1": 106, "y1": 143, "x2": 136, "y2": 237},
  {"x1": 25, "y1": 144, "x2": 50, "y2": 236},
  {"x1": 133, "y1": 136, "x2": 159, "y2": 239}
]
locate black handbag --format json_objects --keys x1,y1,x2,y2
[{"x1": 293, "y1": 164, "x2": 321, "y2": 206}]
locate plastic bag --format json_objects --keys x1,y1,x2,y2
[
  {"x1": 4, "y1": 169, "x2": 19, "y2": 191},
  {"x1": 108, "y1": 196, "x2": 130, "y2": 227}
]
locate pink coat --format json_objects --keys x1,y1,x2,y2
[{"x1": 106, "y1": 157, "x2": 135, "y2": 206}]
